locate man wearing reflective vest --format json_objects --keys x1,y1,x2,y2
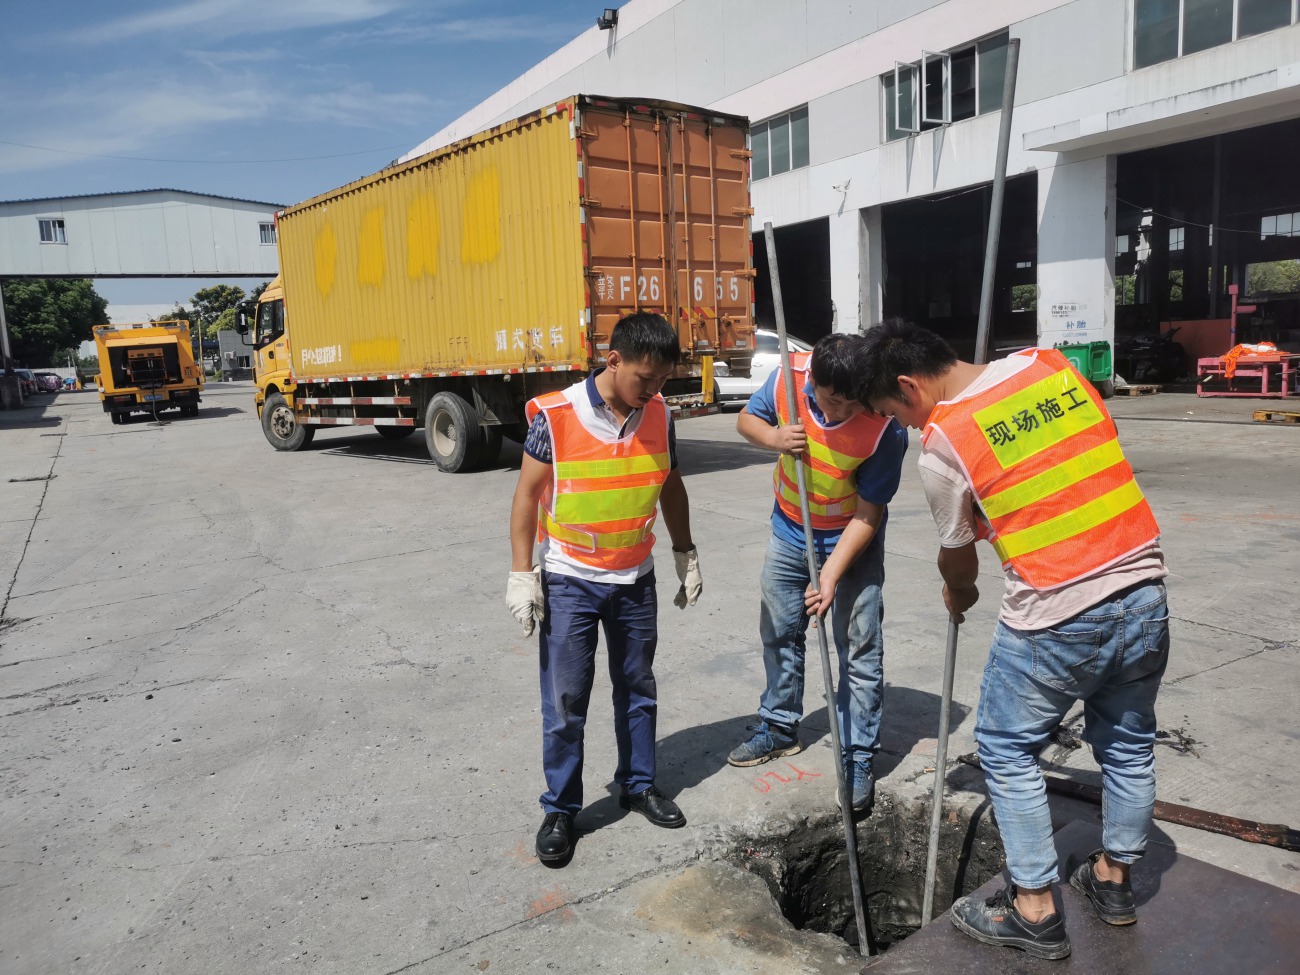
[
  {"x1": 506, "y1": 312, "x2": 703, "y2": 867},
  {"x1": 858, "y1": 321, "x2": 1170, "y2": 961},
  {"x1": 728, "y1": 333, "x2": 908, "y2": 818}
]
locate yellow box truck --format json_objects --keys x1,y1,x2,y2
[
  {"x1": 93, "y1": 321, "x2": 204, "y2": 423},
  {"x1": 243, "y1": 94, "x2": 755, "y2": 471}
]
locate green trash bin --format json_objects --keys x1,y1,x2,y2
[{"x1": 1055, "y1": 340, "x2": 1113, "y2": 397}]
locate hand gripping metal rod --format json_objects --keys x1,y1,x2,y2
[
  {"x1": 763, "y1": 222, "x2": 875, "y2": 957},
  {"x1": 921, "y1": 618, "x2": 959, "y2": 925}
]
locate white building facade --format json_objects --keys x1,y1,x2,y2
[
  {"x1": 0, "y1": 190, "x2": 283, "y2": 279},
  {"x1": 404, "y1": 0, "x2": 1300, "y2": 360}
]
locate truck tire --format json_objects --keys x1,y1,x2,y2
[
  {"x1": 262, "y1": 392, "x2": 315, "y2": 451},
  {"x1": 476, "y1": 425, "x2": 503, "y2": 468},
  {"x1": 425, "y1": 392, "x2": 481, "y2": 472},
  {"x1": 110, "y1": 411, "x2": 123, "y2": 425},
  {"x1": 377, "y1": 425, "x2": 416, "y2": 440}
]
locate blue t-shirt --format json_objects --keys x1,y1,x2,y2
[
  {"x1": 524, "y1": 371, "x2": 679, "y2": 468},
  {"x1": 747, "y1": 369, "x2": 908, "y2": 552}
]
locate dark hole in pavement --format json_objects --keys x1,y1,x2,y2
[{"x1": 728, "y1": 790, "x2": 1006, "y2": 952}]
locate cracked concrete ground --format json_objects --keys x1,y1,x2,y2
[{"x1": 1, "y1": 382, "x2": 1297, "y2": 974}]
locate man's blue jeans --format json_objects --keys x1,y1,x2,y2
[
  {"x1": 975, "y1": 581, "x2": 1170, "y2": 890},
  {"x1": 757, "y1": 532, "x2": 886, "y2": 764},
  {"x1": 538, "y1": 570, "x2": 658, "y2": 816}
]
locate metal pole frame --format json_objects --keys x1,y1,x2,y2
[
  {"x1": 972, "y1": 37, "x2": 1021, "y2": 367},
  {"x1": 922, "y1": 36, "x2": 1020, "y2": 926},
  {"x1": 762, "y1": 222, "x2": 876, "y2": 957}
]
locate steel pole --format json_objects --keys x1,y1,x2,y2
[
  {"x1": 921, "y1": 618, "x2": 959, "y2": 925},
  {"x1": 972, "y1": 37, "x2": 1021, "y2": 366},
  {"x1": 763, "y1": 222, "x2": 875, "y2": 956}
]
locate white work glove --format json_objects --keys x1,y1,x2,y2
[
  {"x1": 506, "y1": 567, "x2": 545, "y2": 636},
  {"x1": 672, "y1": 547, "x2": 703, "y2": 609}
]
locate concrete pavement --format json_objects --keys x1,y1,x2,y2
[{"x1": 1, "y1": 382, "x2": 1297, "y2": 974}]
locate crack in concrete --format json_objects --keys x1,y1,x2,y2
[
  {"x1": 1, "y1": 435, "x2": 63, "y2": 620},
  {"x1": 375, "y1": 855, "x2": 701, "y2": 975},
  {"x1": 1165, "y1": 639, "x2": 1293, "y2": 686}
]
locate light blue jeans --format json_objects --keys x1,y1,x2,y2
[
  {"x1": 757, "y1": 532, "x2": 886, "y2": 765},
  {"x1": 975, "y1": 581, "x2": 1170, "y2": 890}
]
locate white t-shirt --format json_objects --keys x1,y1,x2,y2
[
  {"x1": 537, "y1": 382, "x2": 666, "y2": 585},
  {"x1": 918, "y1": 357, "x2": 1167, "y2": 630}
]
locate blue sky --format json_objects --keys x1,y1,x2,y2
[{"x1": 0, "y1": 0, "x2": 597, "y2": 311}]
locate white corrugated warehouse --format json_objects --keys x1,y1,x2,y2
[
  {"x1": 405, "y1": 0, "x2": 1300, "y2": 367},
  {"x1": 0, "y1": 189, "x2": 283, "y2": 279}
]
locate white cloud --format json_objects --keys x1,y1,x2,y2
[
  {"x1": 325, "y1": 15, "x2": 583, "y2": 45},
  {"x1": 66, "y1": 0, "x2": 419, "y2": 44},
  {"x1": 0, "y1": 68, "x2": 438, "y2": 175}
]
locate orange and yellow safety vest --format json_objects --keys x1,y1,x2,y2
[
  {"x1": 526, "y1": 388, "x2": 671, "y2": 571},
  {"x1": 772, "y1": 353, "x2": 891, "y2": 531},
  {"x1": 923, "y1": 348, "x2": 1160, "y2": 590}
]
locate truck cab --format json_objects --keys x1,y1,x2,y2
[{"x1": 244, "y1": 275, "x2": 314, "y2": 449}]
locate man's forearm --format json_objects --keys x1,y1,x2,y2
[
  {"x1": 659, "y1": 473, "x2": 694, "y2": 550},
  {"x1": 937, "y1": 543, "x2": 980, "y2": 589}
]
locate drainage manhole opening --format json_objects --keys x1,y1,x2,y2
[{"x1": 730, "y1": 791, "x2": 1005, "y2": 952}]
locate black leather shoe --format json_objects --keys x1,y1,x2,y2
[
  {"x1": 1069, "y1": 849, "x2": 1137, "y2": 925},
  {"x1": 535, "y1": 812, "x2": 576, "y2": 864},
  {"x1": 618, "y1": 786, "x2": 686, "y2": 828}
]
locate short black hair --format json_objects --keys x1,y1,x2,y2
[
  {"x1": 610, "y1": 312, "x2": 681, "y2": 367},
  {"x1": 856, "y1": 319, "x2": 958, "y2": 406},
  {"x1": 808, "y1": 333, "x2": 866, "y2": 398}
]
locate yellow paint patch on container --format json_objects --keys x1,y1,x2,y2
[
  {"x1": 460, "y1": 168, "x2": 501, "y2": 265},
  {"x1": 350, "y1": 338, "x2": 402, "y2": 369},
  {"x1": 407, "y1": 191, "x2": 439, "y2": 279},
  {"x1": 357, "y1": 207, "x2": 387, "y2": 287},
  {"x1": 314, "y1": 223, "x2": 338, "y2": 299}
]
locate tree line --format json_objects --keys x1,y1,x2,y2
[{"x1": 1, "y1": 279, "x2": 270, "y2": 368}]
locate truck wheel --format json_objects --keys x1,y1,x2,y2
[
  {"x1": 425, "y1": 392, "x2": 481, "y2": 472},
  {"x1": 476, "y1": 425, "x2": 503, "y2": 468},
  {"x1": 377, "y1": 425, "x2": 416, "y2": 440},
  {"x1": 110, "y1": 411, "x2": 123, "y2": 425},
  {"x1": 262, "y1": 392, "x2": 315, "y2": 451}
]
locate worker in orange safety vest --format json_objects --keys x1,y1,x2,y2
[
  {"x1": 507, "y1": 312, "x2": 702, "y2": 867},
  {"x1": 857, "y1": 320, "x2": 1170, "y2": 962}
]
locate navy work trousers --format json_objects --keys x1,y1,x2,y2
[{"x1": 538, "y1": 569, "x2": 659, "y2": 815}]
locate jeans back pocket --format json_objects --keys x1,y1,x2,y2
[{"x1": 1031, "y1": 627, "x2": 1103, "y2": 692}]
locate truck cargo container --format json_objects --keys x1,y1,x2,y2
[
  {"x1": 93, "y1": 321, "x2": 203, "y2": 423},
  {"x1": 243, "y1": 94, "x2": 755, "y2": 471}
]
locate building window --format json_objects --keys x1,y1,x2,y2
[
  {"x1": 38, "y1": 218, "x2": 66, "y2": 244},
  {"x1": 751, "y1": 107, "x2": 809, "y2": 181},
  {"x1": 1169, "y1": 226, "x2": 1185, "y2": 250},
  {"x1": 1134, "y1": 0, "x2": 1297, "y2": 69},
  {"x1": 1261, "y1": 211, "x2": 1300, "y2": 237},
  {"x1": 259, "y1": 222, "x2": 277, "y2": 245},
  {"x1": 883, "y1": 32, "x2": 1008, "y2": 142}
]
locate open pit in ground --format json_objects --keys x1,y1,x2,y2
[{"x1": 725, "y1": 785, "x2": 1006, "y2": 953}]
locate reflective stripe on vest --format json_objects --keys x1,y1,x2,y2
[
  {"x1": 526, "y1": 387, "x2": 670, "y2": 570},
  {"x1": 772, "y1": 354, "x2": 889, "y2": 530},
  {"x1": 924, "y1": 348, "x2": 1160, "y2": 590}
]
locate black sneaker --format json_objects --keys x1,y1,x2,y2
[
  {"x1": 950, "y1": 886, "x2": 1071, "y2": 960},
  {"x1": 1069, "y1": 849, "x2": 1137, "y2": 925}
]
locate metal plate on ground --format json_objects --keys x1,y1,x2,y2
[{"x1": 862, "y1": 819, "x2": 1300, "y2": 974}]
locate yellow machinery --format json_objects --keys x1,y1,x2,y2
[{"x1": 94, "y1": 321, "x2": 204, "y2": 424}]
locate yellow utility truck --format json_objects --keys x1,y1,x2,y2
[
  {"x1": 242, "y1": 94, "x2": 756, "y2": 472},
  {"x1": 93, "y1": 321, "x2": 204, "y2": 424}
]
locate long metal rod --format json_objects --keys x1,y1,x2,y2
[
  {"x1": 956, "y1": 753, "x2": 1300, "y2": 852},
  {"x1": 921, "y1": 619, "x2": 959, "y2": 925},
  {"x1": 972, "y1": 37, "x2": 1021, "y2": 367},
  {"x1": 763, "y1": 221, "x2": 875, "y2": 957}
]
